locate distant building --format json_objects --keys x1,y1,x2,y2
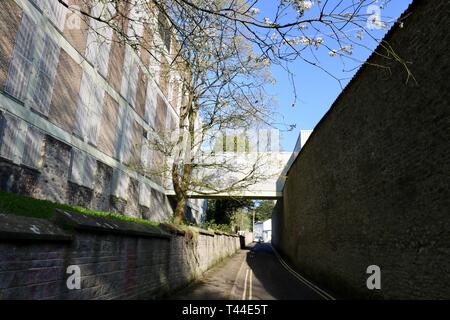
[
  {"x1": 262, "y1": 219, "x2": 272, "y2": 243},
  {"x1": 253, "y1": 222, "x2": 263, "y2": 242},
  {"x1": 300, "y1": 130, "x2": 313, "y2": 149},
  {"x1": 253, "y1": 219, "x2": 272, "y2": 243}
]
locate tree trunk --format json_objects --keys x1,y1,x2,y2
[
  {"x1": 171, "y1": 78, "x2": 197, "y2": 225},
  {"x1": 173, "y1": 193, "x2": 186, "y2": 224}
]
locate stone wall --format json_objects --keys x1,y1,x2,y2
[
  {"x1": 0, "y1": 132, "x2": 173, "y2": 221},
  {"x1": 273, "y1": 0, "x2": 450, "y2": 299},
  {"x1": 0, "y1": 211, "x2": 240, "y2": 299}
]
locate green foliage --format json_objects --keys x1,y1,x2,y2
[
  {"x1": 206, "y1": 198, "x2": 254, "y2": 225},
  {"x1": 230, "y1": 209, "x2": 252, "y2": 232},
  {"x1": 0, "y1": 191, "x2": 159, "y2": 227},
  {"x1": 0, "y1": 191, "x2": 238, "y2": 236},
  {"x1": 251, "y1": 200, "x2": 275, "y2": 222},
  {"x1": 201, "y1": 220, "x2": 233, "y2": 233}
]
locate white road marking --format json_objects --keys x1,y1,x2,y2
[{"x1": 271, "y1": 246, "x2": 336, "y2": 300}]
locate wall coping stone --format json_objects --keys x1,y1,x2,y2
[
  {"x1": 53, "y1": 209, "x2": 171, "y2": 239},
  {"x1": 159, "y1": 223, "x2": 186, "y2": 236},
  {"x1": 0, "y1": 213, "x2": 72, "y2": 241},
  {"x1": 192, "y1": 227, "x2": 215, "y2": 237}
]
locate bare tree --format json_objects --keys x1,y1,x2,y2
[{"x1": 58, "y1": 0, "x2": 407, "y2": 223}]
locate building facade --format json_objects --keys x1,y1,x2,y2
[{"x1": 0, "y1": 0, "x2": 205, "y2": 222}]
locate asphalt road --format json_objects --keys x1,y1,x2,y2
[{"x1": 169, "y1": 243, "x2": 332, "y2": 300}]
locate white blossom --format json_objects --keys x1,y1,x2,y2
[
  {"x1": 289, "y1": 0, "x2": 314, "y2": 16},
  {"x1": 340, "y1": 44, "x2": 353, "y2": 55},
  {"x1": 301, "y1": 1, "x2": 314, "y2": 10},
  {"x1": 249, "y1": 7, "x2": 260, "y2": 15},
  {"x1": 314, "y1": 36, "x2": 323, "y2": 48},
  {"x1": 263, "y1": 17, "x2": 273, "y2": 25}
]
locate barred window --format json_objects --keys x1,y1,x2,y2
[
  {"x1": 118, "y1": 111, "x2": 134, "y2": 163},
  {"x1": 0, "y1": 112, "x2": 21, "y2": 161},
  {"x1": 85, "y1": 26, "x2": 113, "y2": 77},
  {"x1": 156, "y1": 94, "x2": 167, "y2": 133},
  {"x1": 5, "y1": 14, "x2": 60, "y2": 115},
  {"x1": 22, "y1": 125, "x2": 44, "y2": 169},
  {"x1": 120, "y1": 48, "x2": 139, "y2": 105},
  {"x1": 4, "y1": 14, "x2": 37, "y2": 102},
  {"x1": 74, "y1": 72, "x2": 92, "y2": 138},
  {"x1": 69, "y1": 148, "x2": 97, "y2": 188},
  {"x1": 140, "y1": 139, "x2": 154, "y2": 173},
  {"x1": 138, "y1": 182, "x2": 151, "y2": 208},
  {"x1": 85, "y1": 2, "x2": 114, "y2": 77},
  {"x1": 87, "y1": 79, "x2": 105, "y2": 145},
  {"x1": 74, "y1": 72, "x2": 105, "y2": 145},
  {"x1": 144, "y1": 82, "x2": 157, "y2": 129},
  {"x1": 0, "y1": 112, "x2": 43, "y2": 168},
  {"x1": 32, "y1": 35, "x2": 60, "y2": 115},
  {"x1": 31, "y1": 0, "x2": 67, "y2": 31},
  {"x1": 158, "y1": 11, "x2": 171, "y2": 53},
  {"x1": 111, "y1": 169, "x2": 129, "y2": 199},
  {"x1": 46, "y1": 0, "x2": 67, "y2": 31}
]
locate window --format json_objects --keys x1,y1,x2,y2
[
  {"x1": 151, "y1": 188, "x2": 165, "y2": 212},
  {"x1": 156, "y1": 95, "x2": 167, "y2": 134},
  {"x1": 118, "y1": 111, "x2": 133, "y2": 162},
  {"x1": 144, "y1": 82, "x2": 157, "y2": 129},
  {"x1": 120, "y1": 48, "x2": 139, "y2": 105},
  {"x1": 111, "y1": 169, "x2": 129, "y2": 199},
  {"x1": 138, "y1": 182, "x2": 151, "y2": 208},
  {"x1": 140, "y1": 139, "x2": 154, "y2": 173},
  {"x1": 85, "y1": 24, "x2": 113, "y2": 77},
  {"x1": 167, "y1": 111, "x2": 177, "y2": 131},
  {"x1": 69, "y1": 148, "x2": 97, "y2": 188},
  {"x1": 32, "y1": 35, "x2": 60, "y2": 115},
  {"x1": 0, "y1": 112, "x2": 21, "y2": 161},
  {"x1": 0, "y1": 112, "x2": 43, "y2": 169},
  {"x1": 4, "y1": 14, "x2": 37, "y2": 102},
  {"x1": 5, "y1": 14, "x2": 60, "y2": 116},
  {"x1": 74, "y1": 72, "x2": 105, "y2": 145},
  {"x1": 118, "y1": 112, "x2": 142, "y2": 165},
  {"x1": 97, "y1": 93, "x2": 120, "y2": 158},
  {"x1": 127, "y1": 6, "x2": 145, "y2": 40},
  {"x1": 32, "y1": 0, "x2": 67, "y2": 31},
  {"x1": 22, "y1": 125, "x2": 44, "y2": 169},
  {"x1": 159, "y1": 57, "x2": 170, "y2": 96},
  {"x1": 158, "y1": 11, "x2": 171, "y2": 52}
]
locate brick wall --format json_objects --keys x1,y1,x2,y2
[
  {"x1": 0, "y1": 0, "x2": 22, "y2": 90},
  {"x1": 0, "y1": 212, "x2": 240, "y2": 299},
  {"x1": 273, "y1": 0, "x2": 450, "y2": 299}
]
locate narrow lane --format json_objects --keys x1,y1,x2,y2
[{"x1": 170, "y1": 243, "x2": 331, "y2": 300}]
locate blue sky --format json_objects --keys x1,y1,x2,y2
[{"x1": 256, "y1": 0, "x2": 413, "y2": 151}]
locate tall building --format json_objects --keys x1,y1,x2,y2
[{"x1": 0, "y1": 0, "x2": 205, "y2": 222}]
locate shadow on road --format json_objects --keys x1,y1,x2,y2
[{"x1": 245, "y1": 242, "x2": 324, "y2": 300}]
